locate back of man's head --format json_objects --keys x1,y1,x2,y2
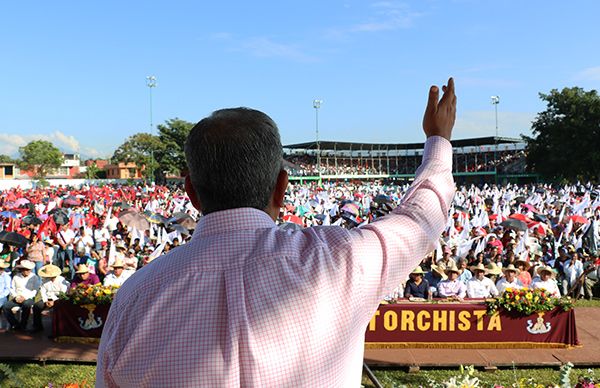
[{"x1": 184, "y1": 107, "x2": 283, "y2": 215}]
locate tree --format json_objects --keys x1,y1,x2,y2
[
  {"x1": 156, "y1": 118, "x2": 194, "y2": 177},
  {"x1": 18, "y1": 140, "x2": 64, "y2": 179},
  {"x1": 0, "y1": 154, "x2": 14, "y2": 164},
  {"x1": 112, "y1": 133, "x2": 165, "y2": 180},
  {"x1": 85, "y1": 162, "x2": 100, "y2": 179},
  {"x1": 524, "y1": 87, "x2": 600, "y2": 182}
]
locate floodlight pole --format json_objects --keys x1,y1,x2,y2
[
  {"x1": 491, "y1": 95, "x2": 500, "y2": 185},
  {"x1": 313, "y1": 99, "x2": 323, "y2": 182},
  {"x1": 146, "y1": 75, "x2": 157, "y2": 183}
]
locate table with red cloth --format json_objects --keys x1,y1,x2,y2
[
  {"x1": 365, "y1": 299, "x2": 579, "y2": 349},
  {"x1": 52, "y1": 300, "x2": 110, "y2": 343}
]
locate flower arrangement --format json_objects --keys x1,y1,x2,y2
[
  {"x1": 486, "y1": 288, "x2": 575, "y2": 316},
  {"x1": 59, "y1": 283, "x2": 119, "y2": 306}
]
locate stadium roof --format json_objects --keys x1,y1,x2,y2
[{"x1": 283, "y1": 136, "x2": 523, "y2": 150}]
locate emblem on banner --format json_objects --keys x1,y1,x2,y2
[
  {"x1": 79, "y1": 304, "x2": 103, "y2": 330},
  {"x1": 526, "y1": 312, "x2": 551, "y2": 334}
]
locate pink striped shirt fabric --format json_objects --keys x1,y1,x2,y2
[{"x1": 96, "y1": 136, "x2": 454, "y2": 388}]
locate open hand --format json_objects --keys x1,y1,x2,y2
[{"x1": 423, "y1": 77, "x2": 456, "y2": 140}]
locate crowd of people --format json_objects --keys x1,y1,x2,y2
[
  {"x1": 1, "y1": 180, "x2": 599, "y2": 333},
  {"x1": 284, "y1": 149, "x2": 526, "y2": 176}
]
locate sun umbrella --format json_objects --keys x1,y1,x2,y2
[
  {"x1": 118, "y1": 210, "x2": 150, "y2": 231},
  {"x1": 22, "y1": 215, "x2": 43, "y2": 226},
  {"x1": 51, "y1": 210, "x2": 70, "y2": 225},
  {"x1": 63, "y1": 196, "x2": 81, "y2": 207},
  {"x1": 341, "y1": 202, "x2": 360, "y2": 217},
  {"x1": 500, "y1": 219, "x2": 528, "y2": 232},
  {"x1": 520, "y1": 203, "x2": 539, "y2": 213},
  {"x1": 144, "y1": 211, "x2": 168, "y2": 225},
  {"x1": 509, "y1": 213, "x2": 531, "y2": 222},
  {"x1": 169, "y1": 223, "x2": 190, "y2": 236},
  {"x1": 113, "y1": 201, "x2": 132, "y2": 209},
  {"x1": 0, "y1": 211, "x2": 19, "y2": 219},
  {"x1": 0, "y1": 231, "x2": 29, "y2": 248},
  {"x1": 532, "y1": 213, "x2": 549, "y2": 223},
  {"x1": 15, "y1": 198, "x2": 30, "y2": 207},
  {"x1": 569, "y1": 215, "x2": 589, "y2": 225}
]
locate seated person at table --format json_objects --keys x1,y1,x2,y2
[
  {"x1": 70, "y1": 264, "x2": 101, "y2": 289},
  {"x1": 466, "y1": 263, "x2": 499, "y2": 298},
  {"x1": 456, "y1": 258, "x2": 472, "y2": 284},
  {"x1": 404, "y1": 267, "x2": 430, "y2": 299},
  {"x1": 0, "y1": 261, "x2": 11, "y2": 319},
  {"x1": 495, "y1": 264, "x2": 523, "y2": 294},
  {"x1": 515, "y1": 258, "x2": 532, "y2": 287},
  {"x1": 531, "y1": 265, "x2": 561, "y2": 297},
  {"x1": 2, "y1": 260, "x2": 40, "y2": 331},
  {"x1": 103, "y1": 259, "x2": 129, "y2": 288},
  {"x1": 437, "y1": 263, "x2": 466, "y2": 299},
  {"x1": 31, "y1": 264, "x2": 69, "y2": 332},
  {"x1": 425, "y1": 264, "x2": 447, "y2": 297}
]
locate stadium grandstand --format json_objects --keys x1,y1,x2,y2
[{"x1": 283, "y1": 136, "x2": 537, "y2": 184}]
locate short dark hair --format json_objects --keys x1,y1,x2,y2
[{"x1": 184, "y1": 108, "x2": 283, "y2": 214}]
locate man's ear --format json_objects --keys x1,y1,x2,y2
[
  {"x1": 184, "y1": 175, "x2": 202, "y2": 212},
  {"x1": 273, "y1": 169, "x2": 288, "y2": 208}
]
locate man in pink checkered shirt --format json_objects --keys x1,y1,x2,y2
[{"x1": 96, "y1": 78, "x2": 456, "y2": 387}]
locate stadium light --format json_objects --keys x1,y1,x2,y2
[
  {"x1": 146, "y1": 75, "x2": 157, "y2": 183},
  {"x1": 491, "y1": 95, "x2": 500, "y2": 184},
  {"x1": 313, "y1": 99, "x2": 323, "y2": 177}
]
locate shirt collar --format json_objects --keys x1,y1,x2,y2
[{"x1": 193, "y1": 207, "x2": 276, "y2": 239}]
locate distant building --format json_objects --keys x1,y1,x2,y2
[
  {"x1": 49, "y1": 153, "x2": 81, "y2": 178},
  {"x1": 84, "y1": 159, "x2": 109, "y2": 170},
  {"x1": 0, "y1": 163, "x2": 16, "y2": 179},
  {"x1": 104, "y1": 162, "x2": 144, "y2": 179}
]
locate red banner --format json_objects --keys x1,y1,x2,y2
[
  {"x1": 365, "y1": 301, "x2": 579, "y2": 349},
  {"x1": 52, "y1": 300, "x2": 110, "y2": 343}
]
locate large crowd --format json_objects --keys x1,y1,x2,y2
[{"x1": 1, "y1": 180, "x2": 599, "y2": 333}]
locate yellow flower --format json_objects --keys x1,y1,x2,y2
[
  {"x1": 526, "y1": 293, "x2": 533, "y2": 300},
  {"x1": 515, "y1": 295, "x2": 520, "y2": 301},
  {"x1": 104, "y1": 289, "x2": 112, "y2": 295},
  {"x1": 505, "y1": 288, "x2": 513, "y2": 293}
]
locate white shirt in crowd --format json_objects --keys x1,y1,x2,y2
[
  {"x1": 40, "y1": 276, "x2": 70, "y2": 302},
  {"x1": 103, "y1": 272, "x2": 131, "y2": 288},
  {"x1": 94, "y1": 228, "x2": 111, "y2": 245},
  {"x1": 10, "y1": 272, "x2": 41, "y2": 300},
  {"x1": 58, "y1": 229, "x2": 76, "y2": 250},
  {"x1": 495, "y1": 277, "x2": 523, "y2": 294},
  {"x1": 76, "y1": 230, "x2": 95, "y2": 255},
  {"x1": 466, "y1": 276, "x2": 499, "y2": 298},
  {"x1": 530, "y1": 278, "x2": 561, "y2": 297}
]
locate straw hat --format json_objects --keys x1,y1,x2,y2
[
  {"x1": 0, "y1": 261, "x2": 9, "y2": 269},
  {"x1": 514, "y1": 258, "x2": 531, "y2": 271},
  {"x1": 116, "y1": 242, "x2": 127, "y2": 250},
  {"x1": 502, "y1": 264, "x2": 521, "y2": 275},
  {"x1": 16, "y1": 260, "x2": 35, "y2": 270},
  {"x1": 537, "y1": 265, "x2": 556, "y2": 278},
  {"x1": 469, "y1": 263, "x2": 489, "y2": 274},
  {"x1": 444, "y1": 263, "x2": 462, "y2": 276},
  {"x1": 39, "y1": 264, "x2": 61, "y2": 278},
  {"x1": 410, "y1": 266, "x2": 426, "y2": 275},
  {"x1": 430, "y1": 264, "x2": 448, "y2": 280},
  {"x1": 111, "y1": 259, "x2": 124, "y2": 269},
  {"x1": 75, "y1": 264, "x2": 89, "y2": 274},
  {"x1": 486, "y1": 262, "x2": 502, "y2": 276}
]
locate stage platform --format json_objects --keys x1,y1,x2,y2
[{"x1": 1, "y1": 307, "x2": 599, "y2": 369}]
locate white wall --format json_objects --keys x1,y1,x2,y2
[{"x1": 0, "y1": 179, "x2": 134, "y2": 191}]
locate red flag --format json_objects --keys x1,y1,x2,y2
[{"x1": 37, "y1": 216, "x2": 57, "y2": 239}]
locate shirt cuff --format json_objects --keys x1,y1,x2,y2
[{"x1": 422, "y1": 136, "x2": 452, "y2": 165}]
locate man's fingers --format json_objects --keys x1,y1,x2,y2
[{"x1": 426, "y1": 85, "x2": 439, "y2": 114}]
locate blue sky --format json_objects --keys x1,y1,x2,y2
[{"x1": 1, "y1": 1, "x2": 599, "y2": 159}]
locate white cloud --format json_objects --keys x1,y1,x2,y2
[
  {"x1": 0, "y1": 130, "x2": 102, "y2": 158},
  {"x1": 574, "y1": 66, "x2": 600, "y2": 82},
  {"x1": 352, "y1": 1, "x2": 421, "y2": 32},
  {"x1": 454, "y1": 110, "x2": 536, "y2": 140},
  {"x1": 241, "y1": 37, "x2": 318, "y2": 62}
]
